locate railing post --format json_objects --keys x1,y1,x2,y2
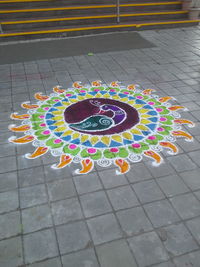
[
  {"x1": 116, "y1": 0, "x2": 120, "y2": 23},
  {"x1": 0, "y1": 24, "x2": 3, "y2": 34}
]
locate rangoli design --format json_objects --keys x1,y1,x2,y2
[{"x1": 9, "y1": 81, "x2": 195, "y2": 175}]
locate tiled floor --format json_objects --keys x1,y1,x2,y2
[{"x1": 1, "y1": 26, "x2": 200, "y2": 267}]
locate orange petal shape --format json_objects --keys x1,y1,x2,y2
[
  {"x1": 115, "y1": 159, "x2": 130, "y2": 175},
  {"x1": 160, "y1": 141, "x2": 178, "y2": 154},
  {"x1": 34, "y1": 92, "x2": 49, "y2": 101},
  {"x1": 9, "y1": 124, "x2": 31, "y2": 132},
  {"x1": 144, "y1": 150, "x2": 163, "y2": 166},
  {"x1": 21, "y1": 102, "x2": 39, "y2": 109},
  {"x1": 92, "y1": 80, "x2": 101, "y2": 87},
  {"x1": 73, "y1": 82, "x2": 83, "y2": 89},
  {"x1": 52, "y1": 155, "x2": 72, "y2": 169},
  {"x1": 127, "y1": 84, "x2": 136, "y2": 91},
  {"x1": 174, "y1": 119, "x2": 194, "y2": 127},
  {"x1": 53, "y1": 86, "x2": 65, "y2": 94},
  {"x1": 168, "y1": 105, "x2": 185, "y2": 111},
  {"x1": 110, "y1": 81, "x2": 120, "y2": 87},
  {"x1": 9, "y1": 135, "x2": 35, "y2": 144},
  {"x1": 142, "y1": 89, "x2": 155, "y2": 95},
  {"x1": 172, "y1": 130, "x2": 193, "y2": 141},
  {"x1": 10, "y1": 113, "x2": 30, "y2": 120},
  {"x1": 159, "y1": 96, "x2": 173, "y2": 103},
  {"x1": 26, "y1": 147, "x2": 48, "y2": 159},
  {"x1": 75, "y1": 159, "x2": 94, "y2": 174}
]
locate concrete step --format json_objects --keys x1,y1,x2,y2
[
  {"x1": 1, "y1": 11, "x2": 188, "y2": 31},
  {"x1": 0, "y1": 0, "x2": 183, "y2": 9},
  {"x1": 0, "y1": 19, "x2": 199, "y2": 42},
  {"x1": 0, "y1": 2, "x2": 182, "y2": 19}
]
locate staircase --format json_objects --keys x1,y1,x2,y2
[{"x1": 0, "y1": 0, "x2": 199, "y2": 41}]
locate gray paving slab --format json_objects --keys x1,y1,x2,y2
[
  {"x1": 179, "y1": 169, "x2": 200, "y2": 191},
  {"x1": 173, "y1": 250, "x2": 200, "y2": 267},
  {"x1": 62, "y1": 248, "x2": 99, "y2": 267},
  {"x1": 185, "y1": 217, "x2": 200, "y2": 245},
  {"x1": 116, "y1": 206, "x2": 153, "y2": 236},
  {"x1": 125, "y1": 162, "x2": 153, "y2": 183},
  {"x1": 107, "y1": 185, "x2": 139, "y2": 211},
  {"x1": 0, "y1": 190, "x2": 19, "y2": 214},
  {"x1": 0, "y1": 211, "x2": 21, "y2": 240},
  {"x1": 96, "y1": 239, "x2": 137, "y2": 267},
  {"x1": 157, "y1": 174, "x2": 189, "y2": 197},
  {"x1": 19, "y1": 184, "x2": 48, "y2": 209},
  {"x1": 132, "y1": 180, "x2": 165, "y2": 204},
  {"x1": 153, "y1": 262, "x2": 175, "y2": 267},
  {"x1": 128, "y1": 231, "x2": 169, "y2": 267},
  {"x1": 24, "y1": 229, "x2": 59, "y2": 264},
  {"x1": 47, "y1": 179, "x2": 76, "y2": 202},
  {"x1": 170, "y1": 193, "x2": 200, "y2": 220},
  {"x1": 161, "y1": 223, "x2": 198, "y2": 256},
  {"x1": 167, "y1": 154, "x2": 197, "y2": 172},
  {"x1": 144, "y1": 199, "x2": 180, "y2": 228},
  {"x1": 51, "y1": 197, "x2": 83, "y2": 225},
  {"x1": 80, "y1": 191, "x2": 112, "y2": 218},
  {"x1": 18, "y1": 166, "x2": 45, "y2": 188},
  {"x1": 87, "y1": 213, "x2": 122, "y2": 245},
  {"x1": 98, "y1": 169, "x2": 128, "y2": 189},
  {"x1": 0, "y1": 172, "x2": 18, "y2": 193},
  {"x1": 0, "y1": 156, "x2": 17, "y2": 173},
  {"x1": 74, "y1": 172, "x2": 102, "y2": 194},
  {"x1": 56, "y1": 221, "x2": 91, "y2": 254},
  {"x1": 21, "y1": 204, "x2": 53, "y2": 234},
  {"x1": 28, "y1": 257, "x2": 62, "y2": 267},
  {"x1": 0, "y1": 236, "x2": 23, "y2": 267}
]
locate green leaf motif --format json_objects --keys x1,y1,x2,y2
[
  {"x1": 80, "y1": 149, "x2": 102, "y2": 160},
  {"x1": 46, "y1": 138, "x2": 64, "y2": 149},
  {"x1": 63, "y1": 145, "x2": 80, "y2": 156},
  {"x1": 128, "y1": 142, "x2": 149, "y2": 154}
]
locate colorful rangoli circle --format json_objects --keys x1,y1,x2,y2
[{"x1": 9, "y1": 81, "x2": 195, "y2": 175}]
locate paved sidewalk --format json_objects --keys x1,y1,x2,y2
[{"x1": 1, "y1": 26, "x2": 200, "y2": 267}]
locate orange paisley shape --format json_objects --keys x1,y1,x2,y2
[
  {"x1": 160, "y1": 141, "x2": 178, "y2": 154},
  {"x1": 172, "y1": 130, "x2": 193, "y2": 141},
  {"x1": 142, "y1": 89, "x2": 155, "y2": 95},
  {"x1": 73, "y1": 82, "x2": 83, "y2": 89},
  {"x1": 21, "y1": 102, "x2": 39, "y2": 109},
  {"x1": 144, "y1": 150, "x2": 163, "y2": 166},
  {"x1": 115, "y1": 159, "x2": 130, "y2": 175},
  {"x1": 174, "y1": 119, "x2": 194, "y2": 127},
  {"x1": 127, "y1": 84, "x2": 136, "y2": 91},
  {"x1": 34, "y1": 92, "x2": 49, "y2": 101},
  {"x1": 92, "y1": 80, "x2": 102, "y2": 87},
  {"x1": 52, "y1": 155, "x2": 72, "y2": 169},
  {"x1": 10, "y1": 113, "x2": 30, "y2": 120},
  {"x1": 159, "y1": 96, "x2": 173, "y2": 103},
  {"x1": 110, "y1": 81, "x2": 120, "y2": 87},
  {"x1": 75, "y1": 159, "x2": 94, "y2": 174},
  {"x1": 168, "y1": 105, "x2": 185, "y2": 111},
  {"x1": 53, "y1": 86, "x2": 65, "y2": 94},
  {"x1": 9, "y1": 124, "x2": 31, "y2": 132},
  {"x1": 9, "y1": 135, "x2": 35, "y2": 144},
  {"x1": 26, "y1": 147, "x2": 48, "y2": 159}
]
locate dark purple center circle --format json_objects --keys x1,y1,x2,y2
[{"x1": 64, "y1": 98, "x2": 139, "y2": 135}]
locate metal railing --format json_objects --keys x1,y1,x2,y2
[{"x1": 116, "y1": 0, "x2": 120, "y2": 23}]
